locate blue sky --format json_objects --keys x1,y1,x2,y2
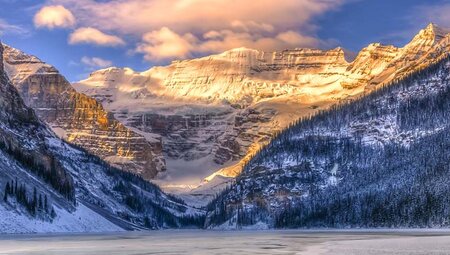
[{"x1": 0, "y1": 0, "x2": 448, "y2": 81}]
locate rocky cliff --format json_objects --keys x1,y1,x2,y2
[{"x1": 2, "y1": 45, "x2": 165, "y2": 179}]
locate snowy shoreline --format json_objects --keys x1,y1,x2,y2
[{"x1": 2, "y1": 228, "x2": 450, "y2": 236}]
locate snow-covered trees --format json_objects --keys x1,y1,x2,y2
[
  {"x1": 3, "y1": 180, "x2": 55, "y2": 218},
  {"x1": 206, "y1": 55, "x2": 450, "y2": 229}
]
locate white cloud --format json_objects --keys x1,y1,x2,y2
[
  {"x1": 230, "y1": 20, "x2": 274, "y2": 33},
  {"x1": 276, "y1": 31, "x2": 318, "y2": 45},
  {"x1": 81, "y1": 56, "x2": 113, "y2": 69},
  {"x1": 69, "y1": 27, "x2": 125, "y2": 47},
  {"x1": 34, "y1": 5, "x2": 76, "y2": 29},
  {"x1": 136, "y1": 27, "x2": 197, "y2": 60}
]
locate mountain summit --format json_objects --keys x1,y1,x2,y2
[{"x1": 418, "y1": 23, "x2": 449, "y2": 43}]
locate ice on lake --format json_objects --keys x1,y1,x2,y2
[{"x1": 0, "y1": 230, "x2": 449, "y2": 254}]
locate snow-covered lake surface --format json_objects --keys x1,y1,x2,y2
[{"x1": 0, "y1": 230, "x2": 449, "y2": 254}]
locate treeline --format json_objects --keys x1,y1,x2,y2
[
  {"x1": 4, "y1": 179, "x2": 56, "y2": 218},
  {"x1": 0, "y1": 139, "x2": 75, "y2": 202},
  {"x1": 112, "y1": 180, "x2": 204, "y2": 229},
  {"x1": 68, "y1": 141, "x2": 162, "y2": 194}
]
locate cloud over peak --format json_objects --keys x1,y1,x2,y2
[
  {"x1": 81, "y1": 56, "x2": 113, "y2": 69},
  {"x1": 69, "y1": 27, "x2": 125, "y2": 47},
  {"x1": 136, "y1": 27, "x2": 196, "y2": 60},
  {"x1": 51, "y1": 0, "x2": 344, "y2": 35}
]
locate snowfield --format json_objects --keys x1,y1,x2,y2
[{"x1": 0, "y1": 203, "x2": 122, "y2": 234}]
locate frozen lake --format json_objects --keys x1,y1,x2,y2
[{"x1": 0, "y1": 230, "x2": 450, "y2": 254}]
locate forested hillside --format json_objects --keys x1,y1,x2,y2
[{"x1": 205, "y1": 54, "x2": 450, "y2": 229}]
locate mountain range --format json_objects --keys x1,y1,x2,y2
[
  {"x1": 0, "y1": 23, "x2": 449, "y2": 232},
  {"x1": 73, "y1": 23, "x2": 449, "y2": 204}
]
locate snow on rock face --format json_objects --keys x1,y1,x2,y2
[
  {"x1": 405, "y1": 23, "x2": 449, "y2": 54},
  {"x1": 73, "y1": 24, "x2": 450, "y2": 198},
  {"x1": 77, "y1": 47, "x2": 352, "y2": 105},
  {"x1": 2, "y1": 45, "x2": 166, "y2": 180},
  {"x1": 0, "y1": 44, "x2": 116, "y2": 233}
]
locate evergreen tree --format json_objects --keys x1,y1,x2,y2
[
  {"x1": 38, "y1": 194, "x2": 43, "y2": 209},
  {"x1": 3, "y1": 181, "x2": 9, "y2": 202},
  {"x1": 44, "y1": 195, "x2": 48, "y2": 213}
]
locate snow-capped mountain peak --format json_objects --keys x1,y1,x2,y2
[
  {"x1": 402, "y1": 23, "x2": 449, "y2": 55},
  {"x1": 418, "y1": 23, "x2": 449, "y2": 43},
  {"x1": 204, "y1": 36, "x2": 450, "y2": 229}
]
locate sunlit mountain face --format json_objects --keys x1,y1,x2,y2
[
  {"x1": 70, "y1": 23, "x2": 450, "y2": 206},
  {"x1": 1, "y1": 1, "x2": 450, "y2": 247},
  {"x1": 1, "y1": 0, "x2": 449, "y2": 204}
]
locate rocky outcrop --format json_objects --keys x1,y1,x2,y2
[{"x1": 2, "y1": 45, "x2": 165, "y2": 179}]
